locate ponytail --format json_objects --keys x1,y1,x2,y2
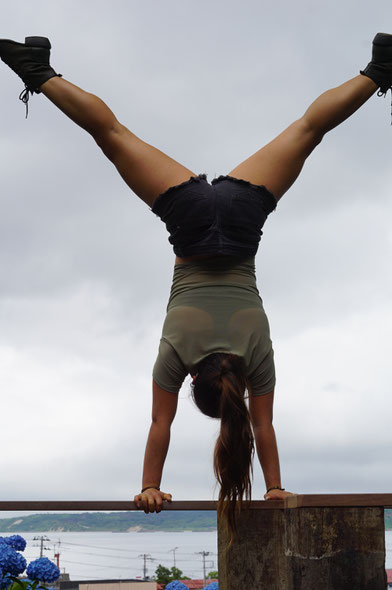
[{"x1": 192, "y1": 353, "x2": 254, "y2": 541}]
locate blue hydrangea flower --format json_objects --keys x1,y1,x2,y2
[
  {"x1": 26, "y1": 557, "x2": 60, "y2": 583},
  {"x1": 203, "y1": 583, "x2": 218, "y2": 590},
  {"x1": 1, "y1": 573, "x2": 13, "y2": 590},
  {"x1": 4, "y1": 535, "x2": 27, "y2": 552},
  {"x1": 0, "y1": 545, "x2": 27, "y2": 576},
  {"x1": 165, "y1": 582, "x2": 188, "y2": 590}
]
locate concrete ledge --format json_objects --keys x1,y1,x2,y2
[{"x1": 285, "y1": 493, "x2": 392, "y2": 509}]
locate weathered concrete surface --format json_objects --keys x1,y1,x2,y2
[
  {"x1": 218, "y1": 506, "x2": 386, "y2": 590},
  {"x1": 218, "y1": 508, "x2": 286, "y2": 590}
]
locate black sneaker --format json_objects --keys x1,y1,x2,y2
[
  {"x1": 361, "y1": 32, "x2": 392, "y2": 94},
  {"x1": 0, "y1": 36, "x2": 61, "y2": 116}
]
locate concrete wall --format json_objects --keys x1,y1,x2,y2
[{"x1": 218, "y1": 506, "x2": 386, "y2": 590}]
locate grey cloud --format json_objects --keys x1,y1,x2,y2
[{"x1": 1, "y1": 0, "x2": 392, "y2": 503}]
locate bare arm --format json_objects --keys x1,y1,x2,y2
[
  {"x1": 249, "y1": 390, "x2": 293, "y2": 500},
  {"x1": 134, "y1": 380, "x2": 179, "y2": 513}
]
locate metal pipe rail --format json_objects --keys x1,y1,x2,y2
[
  {"x1": 1, "y1": 494, "x2": 392, "y2": 511},
  {"x1": 1, "y1": 495, "x2": 392, "y2": 589}
]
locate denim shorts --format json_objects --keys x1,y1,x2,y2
[{"x1": 152, "y1": 174, "x2": 277, "y2": 258}]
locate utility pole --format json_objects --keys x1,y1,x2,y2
[
  {"x1": 169, "y1": 547, "x2": 179, "y2": 568},
  {"x1": 138, "y1": 554, "x2": 153, "y2": 580},
  {"x1": 54, "y1": 551, "x2": 60, "y2": 570},
  {"x1": 53, "y1": 539, "x2": 61, "y2": 571},
  {"x1": 196, "y1": 551, "x2": 211, "y2": 587},
  {"x1": 33, "y1": 536, "x2": 51, "y2": 558}
]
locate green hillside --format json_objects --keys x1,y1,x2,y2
[
  {"x1": 0, "y1": 511, "x2": 217, "y2": 533},
  {"x1": 0, "y1": 509, "x2": 390, "y2": 533},
  {"x1": 384, "y1": 509, "x2": 392, "y2": 530}
]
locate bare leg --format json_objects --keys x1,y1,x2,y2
[
  {"x1": 40, "y1": 77, "x2": 196, "y2": 208},
  {"x1": 229, "y1": 75, "x2": 378, "y2": 200}
]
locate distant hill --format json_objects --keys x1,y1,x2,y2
[
  {"x1": 1, "y1": 509, "x2": 391, "y2": 533},
  {"x1": 385, "y1": 509, "x2": 392, "y2": 530},
  {"x1": 0, "y1": 511, "x2": 217, "y2": 533}
]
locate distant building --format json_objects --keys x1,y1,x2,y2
[
  {"x1": 60, "y1": 579, "x2": 156, "y2": 590},
  {"x1": 387, "y1": 569, "x2": 392, "y2": 588}
]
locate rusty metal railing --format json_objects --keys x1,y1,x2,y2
[{"x1": 0, "y1": 494, "x2": 392, "y2": 511}]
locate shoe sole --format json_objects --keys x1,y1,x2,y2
[
  {"x1": 373, "y1": 33, "x2": 392, "y2": 46},
  {"x1": 371, "y1": 33, "x2": 392, "y2": 64},
  {"x1": 25, "y1": 36, "x2": 51, "y2": 49}
]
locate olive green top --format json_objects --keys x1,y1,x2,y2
[{"x1": 153, "y1": 256, "x2": 275, "y2": 396}]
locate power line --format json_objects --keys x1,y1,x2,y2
[
  {"x1": 24, "y1": 537, "x2": 216, "y2": 581},
  {"x1": 58, "y1": 540, "x2": 214, "y2": 558},
  {"x1": 58, "y1": 541, "x2": 136, "y2": 553},
  {"x1": 57, "y1": 540, "x2": 217, "y2": 560},
  {"x1": 57, "y1": 549, "x2": 141, "y2": 561},
  {"x1": 61, "y1": 559, "x2": 136, "y2": 571}
]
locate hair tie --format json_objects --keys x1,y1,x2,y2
[{"x1": 220, "y1": 359, "x2": 231, "y2": 376}]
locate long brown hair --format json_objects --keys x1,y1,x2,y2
[{"x1": 191, "y1": 352, "x2": 254, "y2": 540}]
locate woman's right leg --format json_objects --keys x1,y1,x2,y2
[{"x1": 40, "y1": 76, "x2": 196, "y2": 208}]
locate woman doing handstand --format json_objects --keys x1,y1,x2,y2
[{"x1": 1, "y1": 32, "x2": 391, "y2": 536}]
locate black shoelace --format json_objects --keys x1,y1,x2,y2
[
  {"x1": 19, "y1": 85, "x2": 30, "y2": 118},
  {"x1": 377, "y1": 87, "x2": 392, "y2": 124}
]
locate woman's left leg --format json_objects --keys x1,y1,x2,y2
[{"x1": 228, "y1": 75, "x2": 377, "y2": 201}]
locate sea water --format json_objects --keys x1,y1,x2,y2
[
  {"x1": 9, "y1": 530, "x2": 392, "y2": 581},
  {"x1": 16, "y1": 530, "x2": 218, "y2": 581}
]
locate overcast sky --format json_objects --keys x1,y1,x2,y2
[{"x1": 1, "y1": 0, "x2": 392, "y2": 519}]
